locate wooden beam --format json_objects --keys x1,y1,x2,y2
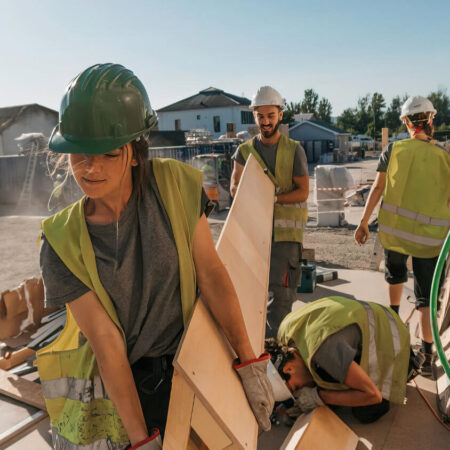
[
  {"x1": 0, "y1": 410, "x2": 48, "y2": 447},
  {"x1": 0, "y1": 369, "x2": 46, "y2": 410},
  {"x1": 0, "y1": 347, "x2": 35, "y2": 370}
]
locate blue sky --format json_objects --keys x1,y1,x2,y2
[{"x1": 1, "y1": 0, "x2": 449, "y2": 116}]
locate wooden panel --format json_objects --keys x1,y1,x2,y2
[
  {"x1": 163, "y1": 370, "x2": 195, "y2": 450},
  {"x1": 0, "y1": 369, "x2": 46, "y2": 410},
  {"x1": 174, "y1": 156, "x2": 274, "y2": 449},
  {"x1": 191, "y1": 397, "x2": 233, "y2": 450},
  {"x1": 281, "y1": 406, "x2": 358, "y2": 450}
]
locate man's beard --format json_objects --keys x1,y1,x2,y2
[{"x1": 260, "y1": 120, "x2": 281, "y2": 138}]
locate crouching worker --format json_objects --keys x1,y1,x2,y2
[
  {"x1": 37, "y1": 63, "x2": 273, "y2": 450},
  {"x1": 265, "y1": 296, "x2": 412, "y2": 424}
]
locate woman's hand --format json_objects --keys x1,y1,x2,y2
[{"x1": 355, "y1": 222, "x2": 370, "y2": 245}]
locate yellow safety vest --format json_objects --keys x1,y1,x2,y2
[
  {"x1": 239, "y1": 135, "x2": 308, "y2": 243},
  {"x1": 37, "y1": 159, "x2": 203, "y2": 449},
  {"x1": 278, "y1": 296, "x2": 410, "y2": 404},
  {"x1": 378, "y1": 138, "x2": 450, "y2": 258}
]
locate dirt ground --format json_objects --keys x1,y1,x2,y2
[{"x1": 0, "y1": 156, "x2": 380, "y2": 292}]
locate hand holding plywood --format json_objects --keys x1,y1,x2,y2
[{"x1": 164, "y1": 155, "x2": 274, "y2": 449}]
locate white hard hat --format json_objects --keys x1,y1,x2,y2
[
  {"x1": 250, "y1": 86, "x2": 285, "y2": 110},
  {"x1": 400, "y1": 96, "x2": 437, "y2": 120},
  {"x1": 267, "y1": 360, "x2": 294, "y2": 402}
]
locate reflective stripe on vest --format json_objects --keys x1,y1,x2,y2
[
  {"x1": 41, "y1": 376, "x2": 108, "y2": 403},
  {"x1": 355, "y1": 300, "x2": 379, "y2": 386},
  {"x1": 381, "y1": 201, "x2": 450, "y2": 228},
  {"x1": 380, "y1": 306, "x2": 401, "y2": 399},
  {"x1": 51, "y1": 427, "x2": 128, "y2": 450},
  {"x1": 355, "y1": 300, "x2": 403, "y2": 398},
  {"x1": 379, "y1": 223, "x2": 445, "y2": 247},
  {"x1": 274, "y1": 219, "x2": 306, "y2": 229}
]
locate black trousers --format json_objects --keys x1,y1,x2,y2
[
  {"x1": 352, "y1": 398, "x2": 390, "y2": 423},
  {"x1": 131, "y1": 355, "x2": 175, "y2": 438}
]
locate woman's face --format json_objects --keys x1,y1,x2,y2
[{"x1": 70, "y1": 143, "x2": 137, "y2": 199}]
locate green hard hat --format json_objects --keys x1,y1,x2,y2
[{"x1": 49, "y1": 63, "x2": 157, "y2": 154}]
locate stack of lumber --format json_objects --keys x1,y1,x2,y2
[{"x1": 0, "y1": 277, "x2": 65, "y2": 448}]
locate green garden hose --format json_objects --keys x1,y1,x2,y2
[{"x1": 430, "y1": 231, "x2": 450, "y2": 379}]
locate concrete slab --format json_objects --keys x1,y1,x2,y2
[{"x1": 259, "y1": 268, "x2": 448, "y2": 450}]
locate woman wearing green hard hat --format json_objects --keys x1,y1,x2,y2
[{"x1": 38, "y1": 63, "x2": 274, "y2": 449}]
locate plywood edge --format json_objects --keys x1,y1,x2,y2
[
  {"x1": 191, "y1": 396, "x2": 233, "y2": 449},
  {"x1": 163, "y1": 370, "x2": 195, "y2": 450}
]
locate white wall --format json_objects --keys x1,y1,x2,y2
[
  {"x1": 157, "y1": 106, "x2": 254, "y2": 139},
  {"x1": 0, "y1": 109, "x2": 57, "y2": 155}
]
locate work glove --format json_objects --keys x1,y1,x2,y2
[
  {"x1": 292, "y1": 386, "x2": 324, "y2": 414},
  {"x1": 128, "y1": 429, "x2": 162, "y2": 450},
  {"x1": 233, "y1": 353, "x2": 275, "y2": 432}
]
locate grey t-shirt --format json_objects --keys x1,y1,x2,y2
[
  {"x1": 232, "y1": 136, "x2": 308, "y2": 177},
  {"x1": 311, "y1": 324, "x2": 362, "y2": 384},
  {"x1": 377, "y1": 143, "x2": 394, "y2": 172},
  {"x1": 40, "y1": 162, "x2": 210, "y2": 364}
]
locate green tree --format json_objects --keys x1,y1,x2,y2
[
  {"x1": 384, "y1": 95, "x2": 403, "y2": 132},
  {"x1": 317, "y1": 98, "x2": 332, "y2": 122},
  {"x1": 282, "y1": 100, "x2": 301, "y2": 124},
  {"x1": 301, "y1": 89, "x2": 319, "y2": 115},
  {"x1": 367, "y1": 92, "x2": 386, "y2": 139},
  {"x1": 428, "y1": 89, "x2": 450, "y2": 127},
  {"x1": 355, "y1": 94, "x2": 371, "y2": 134},
  {"x1": 337, "y1": 108, "x2": 358, "y2": 134}
]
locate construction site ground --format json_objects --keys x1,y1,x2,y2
[{"x1": 1, "y1": 156, "x2": 448, "y2": 449}]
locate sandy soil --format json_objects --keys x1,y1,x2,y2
[
  {"x1": 0, "y1": 157, "x2": 380, "y2": 292},
  {"x1": 0, "y1": 215, "x2": 43, "y2": 292}
]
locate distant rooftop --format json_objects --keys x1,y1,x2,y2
[
  {"x1": 0, "y1": 103, "x2": 57, "y2": 133},
  {"x1": 290, "y1": 119, "x2": 349, "y2": 135},
  {"x1": 157, "y1": 87, "x2": 251, "y2": 112}
]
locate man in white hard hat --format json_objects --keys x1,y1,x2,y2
[
  {"x1": 355, "y1": 96, "x2": 450, "y2": 376},
  {"x1": 230, "y1": 86, "x2": 309, "y2": 338}
]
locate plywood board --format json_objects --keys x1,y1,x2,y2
[
  {"x1": 174, "y1": 155, "x2": 274, "y2": 449},
  {"x1": 281, "y1": 406, "x2": 358, "y2": 450},
  {"x1": 163, "y1": 370, "x2": 195, "y2": 450},
  {"x1": 0, "y1": 369, "x2": 46, "y2": 410}
]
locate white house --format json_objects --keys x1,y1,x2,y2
[
  {"x1": 156, "y1": 87, "x2": 254, "y2": 139},
  {"x1": 0, "y1": 104, "x2": 58, "y2": 155}
]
